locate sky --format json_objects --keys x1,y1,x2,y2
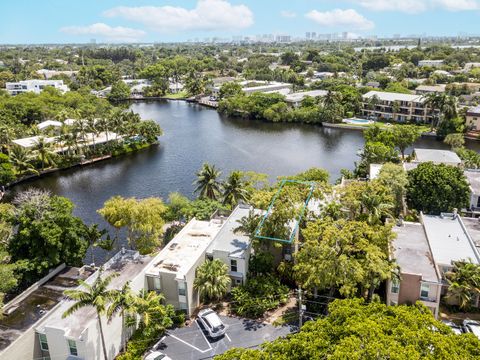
[{"x1": 1, "y1": 0, "x2": 480, "y2": 44}]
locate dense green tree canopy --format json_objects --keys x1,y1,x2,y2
[
  {"x1": 216, "y1": 299, "x2": 480, "y2": 360},
  {"x1": 406, "y1": 162, "x2": 470, "y2": 214},
  {"x1": 9, "y1": 190, "x2": 89, "y2": 282}
]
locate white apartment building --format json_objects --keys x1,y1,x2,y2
[
  {"x1": 362, "y1": 90, "x2": 435, "y2": 123},
  {"x1": 418, "y1": 60, "x2": 444, "y2": 67},
  {"x1": 5, "y1": 80, "x2": 69, "y2": 95},
  {"x1": 145, "y1": 204, "x2": 254, "y2": 315},
  {"x1": 0, "y1": 205, "x2": 255, "y2": 359}
]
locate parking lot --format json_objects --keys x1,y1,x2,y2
[{"x1": 155, "y1": 315, "x2": 296, "y2": 360}]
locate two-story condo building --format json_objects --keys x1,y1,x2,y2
[{"x1": 361, "y1": 91, "x2": 435, "y2": 123}]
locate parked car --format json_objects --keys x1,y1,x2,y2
[
  {"x1": 463, "y1": 319, "x2": 480, "y2": 339},
  {"x1": 197, "y1": 308, "x2": 227, "y2": 338},
  {"x1": 442, "y1": 320, "x2": 463, "y2": 335},
  {"x1": 143, "y1": 350, "x2": 172, "y2": 360}
]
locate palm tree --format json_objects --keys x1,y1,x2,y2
[
  {"x1": 129, "y1": 289, "x2": 173, "y2": 336},
  {"x1": 194, "y1": 259, "x2": 230, "y2": 302},
  {"x1": 222, "y1": 171, "x2": 249, "y2": 206},
  {"x1": 62, "y1": 269, "x2": 119, "y2": 360},
  {"x1": 107, "y1": 281, "x2": 135, "y2": 352},
  {"x1": 9, "y1": 146, "x2": 38, "y2": 177},
  {"x1": 424, "y1": 93, "x2": 446, "y2": 130},
  {"x1": 85, "y1": 224, "x2": 107, "y2": 265},
  {"x1": 87, "y1": 117, "x2": 98, "y2": 152},
  {"x1": 361, "y1": 190, "x2": 394, "y2": 225},
  {"x1": 0, "y1": 125, "x2": 14, "y2": 154},
  {"x1": 193, "y1": 163, "x2": 222, "y2": 200},
  {"x1": 34, "y1": 137, "x2": 56, "y2": 171},
  {"x1": 392, "y1": 101, "x2": 401, "y2": 122},
  {"x1": 446, "y1": 261, "x2": 480, "y2": 310}
]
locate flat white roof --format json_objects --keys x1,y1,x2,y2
[
  {"x1": 285, "y1": 90, "x2": 328, "y2": 103},
  {"x1": 206, "y1": 205, "x2": 258, "y2": 259},
  {"x1": 422, "y1": 214, "x2": 480, "y2": 267},
  {"x1": 37, "y1": 120, "x2": 62, "y2": 130},
  {"x1": 414, "y1": 148, "x2": 461, "y2": 165},
  {"x1": 12, "y1": 136, "x2": 56, "y2": 148},
  {"x1": 36, "y1": 250, "x2": 153, "y2": 338},
  {"x1": 392, "y1": 223, "x2": 440, "y2": 283},
  {"x1": 145, "y1": 219, "x2": 223, "y2": 279},
  {"x1": 363, "y1": 90, "x2": 423, "y2": 103}
]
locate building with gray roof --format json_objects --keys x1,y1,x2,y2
[{"x1": 413, "y1": 148, "x2": 462, "y2": 166}]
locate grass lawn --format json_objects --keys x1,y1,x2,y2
[{"x1": 163, "y1": 90, "x2": 189, "y2": 99}]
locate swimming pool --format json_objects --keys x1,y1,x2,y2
[{"x1": 343, "y1": 118, "x2": 374, "y2": 125}]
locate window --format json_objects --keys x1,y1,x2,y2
[
  {"x1": 477, "y1": 196, "x2": 480, "y2": 208},
  {"x1": 230, "y1": 259, "x2": 238, "y2": 272},
  {"x1": 420, "y1": 283, "x2": 430, "y2": 298},
  {"x1": 178, "y1": 281, "x2": 186, "y2": 296},
  {"x1": 153, "y1": 277, "x2": 161, "y2": 291},
  {"x1": 179, "y1": 301, "x2": 187, "y2": 310},
  {"x1": 391, "y1": 279, "x2": 399, "y2": 294},
  {"x1": 38, "y1": 333, "x2": 49, "y2": 351},
  {"x1": 68, "y1": 339, "x2": 78, "y2": 356}
]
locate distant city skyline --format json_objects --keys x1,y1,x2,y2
[{"x1": 2, "y1": 0, "x2": 480, "y2": 44}]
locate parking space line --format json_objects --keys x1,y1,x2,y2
[
  {"x1": 167, "y1": 333, "x2": 212, "y2": 354},
  {"x1": 225, "y1": 333, "x2": 231, "y2": 342},
  {"x1": 196, "y1": 320, "x2": 213, "y2": 351}
]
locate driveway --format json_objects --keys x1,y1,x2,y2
[{"x1": 155, "y1": 315, "x2": 296, "y2": 360}]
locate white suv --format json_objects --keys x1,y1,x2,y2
[{"x1": 197, "y1": 308, "x2": 227, "y2": 338}]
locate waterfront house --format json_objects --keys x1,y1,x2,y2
[
  {"x1": 285, "y1": 90, "x2": 328, "y2": 108},
  {"x1": 5, "y1": 80, "x2": 69, "y2": 96},
  {"x1": 466, "y1": 105, "x2": 480, "y2": 131},
  {"x1": 361, "y1": 91, "x2": 435, "y2": 123},
  {"x1": 387, "y1": 213, "x2": 480, "y2": 317},
  {"x1": 415, "y1": 84, "x2": 446, "y2": 95}
]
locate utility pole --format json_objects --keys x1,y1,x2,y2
[{"x1": 298, "y1": 287, "x2": 303, "y2": 328}]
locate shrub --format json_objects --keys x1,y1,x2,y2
[{"x1": 231, "y1": 276, "x2": 289, "y2": 318}]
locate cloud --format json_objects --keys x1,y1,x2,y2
[
  {"x1": 60, "y1": 23, "x2": 145, "y2": 42},
  {"x1": 280, "y1": 10, "x2": 297, "y2": 18},
  {"x1": 305, "y1": 9, "x2": 374, "y2": 31},
  {"x1": 104, "y1": 0, "x2": 254, "y2": 33},
  {"x1": 353, "y1": 0, "x2": 480, "y2": 13}
]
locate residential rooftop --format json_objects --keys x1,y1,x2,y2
[
  {"x1": 414, "y1": 148, "x2": 462, "y2": 165},
  {"x1": 145, "y1": 219, "x2": 223, "y2": 279},
  {"x1": 392, "y1": 222, "x2": 440, "y2": 283},
  {"x1": 0, "y1": 266, "x2": 94, "y2": 351},
  {"x1": 421, "y1": 213, "x2": 480, "y2": 267},
  {"x1": 285, "y1": 90, "x2": 328, "y2": 103},
  {"x1": 36, "y1": 250, "x2": 151, "y2": 338},
  {"x1": 462, "y1": 218, "x2": 480, "y2": 248},
  {"x1": 206, "y1": 205, "x2": 257, "y2": 259},
  {"x1": 362, "y1": 90, "x2": 423, "y2": 103}
]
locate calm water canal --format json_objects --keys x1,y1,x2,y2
[{"x1": 6, "y1": 100, "x2": 480, "y2": 263}]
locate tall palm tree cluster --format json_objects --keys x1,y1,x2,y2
[
  {"x1": 5, "y1": 109, "x2": 161, "y2": 179},
  {"x1": 424, "y1": 92, "x2": 458, "y2": 131},
  {"x1": 445, "y1": 260, "x2": 480, "y2": 310},
  {"x1": 193, "y1": 163, "x2": 250, "y2": 207},
  {"x1": 62, "y1": 269, "x2": 174, "y2": 360}
]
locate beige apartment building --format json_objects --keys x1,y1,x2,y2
[
  {"x1": 388, "y1": 213, "x2": 480, "y2": 317},
  {"x1": 362, "y1": 90, "x2": 436, "y2": 124}
]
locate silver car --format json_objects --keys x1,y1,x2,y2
[
  {"x1": 197, "y1": 308, "x2": 227, "y2": 338},
  {"x1": 463, "y1": 319, "x2": 480, "y2": 339}
]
